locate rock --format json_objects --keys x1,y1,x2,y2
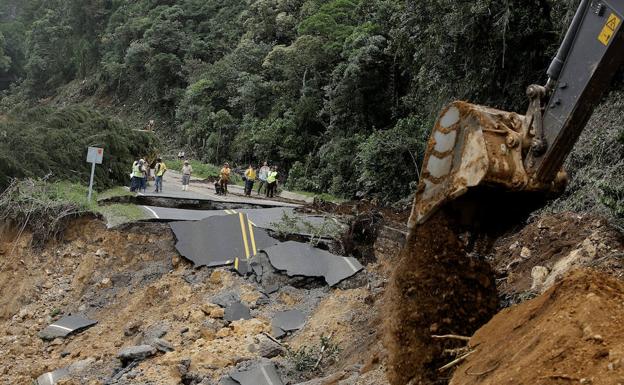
[
  {"x1": 216, "y1": 328, "x2": 232, "y2": 338},
  {"x1": 124, "y1": 321, "x2": 142, "y2": 337},
  {"x1": 257, "y1": 335, "x2": 284, "y2": 358},
  {"x1": 530, "y1": 266, "x2": 549, "y2": 291},
  {"x1": 99, "y1": 278, "x2": 112, "y2": 289},
  {"x1": 152, "y1": 338, "x2": 175, "y2": 353},
  {"x1": 520, "y1": 247, "x2": 532, "y2": 259},
  {"x1": 210, "y1": 308, "x2": 225, "y2": 319},
  {"x1": 201, "y1": 303, "x2": 221, "y2": 315},
  {"x1": 508, "y1": 241, "x2": 520, "y2": 250},
  {"x1": 117, "y1": 345, "x2": 156, "y2": 364},
  {"x1": 95, "y1": 249, "x2": 107, "y2": 257}
]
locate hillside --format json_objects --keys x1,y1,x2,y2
[
  {"x1": 2, "y1": 1, "x2": 624, "y2": 385},
  {"x1": 3, "y1": 0, "x2": 623, "y2": 210}
]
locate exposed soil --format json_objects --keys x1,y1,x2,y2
[
  {"x1": 384, "y1": 212, "x2": 498, "y2": 385},
  {"x1": 0, "y1": 215, "x2": 392, "y2": 385},
  {"x1": 450, "y1": 269, "x2": 624, "y2": 385},
  {"x1": 489, "y1": 212, "x2": 624, "y2": 301}
]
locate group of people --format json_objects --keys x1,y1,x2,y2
[
  {"x1": 130, "y1": 156, "x2": 279, "y2": 199},
  {"x1": 243, "y1": 162, "x2": 279, "y2": 198},
  {"x1": 130, "y1": 158, "x2": 167, "y2": 193},
  {"x1": 213, "y1": 161, "x2": 278, "y2": 198}
]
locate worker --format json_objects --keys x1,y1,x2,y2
[
  {"x1": 244, "y1": 164, "x2": 257, "y2": 196},
  {"x1": 154, "y1": 158, "x2": 167, "y2": 193},
  {"x1": 220, "y1": 162, "x2": 231, "y2": 195},
  {"x1": 266, "y1": 166, "x2": 278, "y2": 198},
  {"x1": 130, "y1": 159, "x2": 142, "y2": 192},
  {"x1": 140, "y1": 159, "x2": 148, "y2": 193},
  {"x1": 181, "y1": 160, "x2": 193, "y2": 191},
  {"x1": 257, "y1": 161, "x2": 270, "y2": 195}
]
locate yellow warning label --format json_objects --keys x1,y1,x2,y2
[{"x1": 599, "y1": 13, "x2": 621, "y2": 46}]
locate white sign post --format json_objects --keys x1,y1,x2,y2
[{"x1": 86, "y1": 147, "x2": 104, "y2": 202}]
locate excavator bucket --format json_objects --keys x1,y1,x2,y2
[{"x1": 407, "y1": 101, "x2": 539, "y2": 228}]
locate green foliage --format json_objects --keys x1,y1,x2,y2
[
  {"x1": 4, "y1": 0, "x2": 623, "y2": 212},
  {"x1": 357, "y1": 116, "x2": 428, "y2": 202},
  {"x1": 271, "y1": 210, "x2": 344, "y2": 245},
  {"x1": 287, "y1": 335, "x2": 341, "y2": 375},
  {"x1": 0, "y1": 106, "x2": 157, "y2": 191}
]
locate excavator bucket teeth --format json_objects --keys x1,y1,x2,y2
[{"x1": 408, "y1": 101, "x2": 531, "y2": 228}]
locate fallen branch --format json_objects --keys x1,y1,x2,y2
[
  {"x1": 431, "y1": 334, "x2": 471, "y2": 342},
  {"x1": 313, "y1": 332, "x2": 334, "y2": 370},
  {"x1": 438, "y1": 350, "x2": 475, "y2": 372},
  {"x1": 261, "y1": 332, "x2": 286, "y2": 348}
]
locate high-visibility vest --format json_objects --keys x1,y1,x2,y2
[
  {"x1": 132, "y1": 163, "x2": 143, "y2": 178},
  {"x1": 245, "y1": 168, "x2": 257, "y2": 180},
  {"x1": 267, "y1": 171, "x2": 278, "y2": 183},
  {"x1": 156, "y1": 162, "x2": 167, "y2": 176}
]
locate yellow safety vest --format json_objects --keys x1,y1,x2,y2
[
  {"x1": 156, "y1": 162, "x2": 167, "y2": 176},
  {"x1": 132, "y1": 163, "x2": 143, "y2": 178},
  {"x1": 267, "y1": 171, "x2": 278, "y2": 183},
  {"x1": 245, "y1": 168, "x2": 257, "y2": 180}
]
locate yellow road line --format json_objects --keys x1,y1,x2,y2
[
  {"x1": 239, "y1": 213, "x2": 251, "y2": 259},
  {"x1": 247, "y1": 220, "x2": 257, "y2": 256}
]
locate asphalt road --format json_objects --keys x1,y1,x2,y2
[
  {"x1": 140, "y1": 206, "x2": 327, "y2": 231},
  {"x1": 138, "y1": 170, "x2": 299, "y2": 208}
]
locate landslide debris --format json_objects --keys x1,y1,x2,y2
[
  {"x1": 450, "y1": 269, "x2": 624, "y2": 385},
  {"x1": 384, "y1": 213, "x2": 498, "y2": 385},
  {"x1": 490, "y1": 212, "x2": 624, "y2": 303},
  {"x1": 0, "y1": 212, "x2": 391, "y2": 385}
]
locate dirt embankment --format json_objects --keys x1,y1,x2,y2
[{"x1": 451, "y1": 269, "x2": 624, "y2": 385}]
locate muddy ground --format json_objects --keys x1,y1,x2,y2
[{"x1": 1, "y1": 208, "x2": 624, "y2": 385}]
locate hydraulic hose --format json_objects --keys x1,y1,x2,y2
[{"x1": 546, "y1": 0, "x2": 590, "y2": 86}]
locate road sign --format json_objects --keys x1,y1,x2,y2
[
  {"x1": 87, "y1": 147, "x2": 104, "y2": 164},
  {"x1": 86, "y1": 147, "x2": 104, "y2": 201}
]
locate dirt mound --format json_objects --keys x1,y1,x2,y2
[
  {"x1": 384, "y1": 213, "x2": 498, "y2": 385},
  {"x1": 450, "y1": 269, "x2": 624, "y2": 385},
  {"x1": 490, "y1": 212, "x2": 624, "y2": 300}
]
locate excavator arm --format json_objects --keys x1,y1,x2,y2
[{"x1": 409, "y1": 0, "x2": 624, "y2": 228}]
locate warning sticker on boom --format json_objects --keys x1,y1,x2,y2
[{"x1": 598, "y1": 13, "x2": 621, "y2": 46}]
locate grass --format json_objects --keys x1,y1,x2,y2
[
  {"x1": 292, "y1": 190, "x2": 347, "y2": 204},
  {"x1": 0, "y1": 179, "x2": 148, "y2": 233}
]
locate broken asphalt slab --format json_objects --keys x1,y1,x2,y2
[
  {"x1": 271, "y1": 309, "x2": 306, "y2": 338},
  {"x1": 39, "y1": 315, "x2": 98, "y2": 340},
  {"x1": 263, "y1": 241, "x2": 364, "y2": 286},
  {"x1": 117, "y1": 345, "x2": 157, "y2": 365},
  {"x1": 229, "y1": 363, "x2": 284, "y2": 385},
  {"x1": 224, "y1": 301, "x2": 252, "y2": 322},
  {"x1": 171, "y1": 213, "x2": 279, "y2": 267},
  {"x1": 37, "y1": 367, "x2": 70, "y2": 385}
]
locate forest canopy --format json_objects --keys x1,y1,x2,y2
[{"x1": 1, "y1": 0, "x2": 622, "y2": 208}]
